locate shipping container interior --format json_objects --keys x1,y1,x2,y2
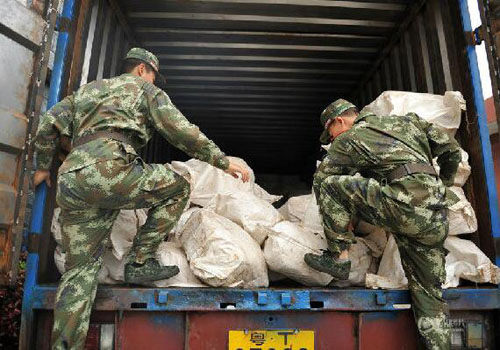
[
  {"x1": 34, "y1": 0, "x2": 498, "y2": 284},
  {"x1": 20, "y1": 0, "x2": 500, "y2": 348}
]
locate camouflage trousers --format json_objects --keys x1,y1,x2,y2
[
  {"x1": 316, "y1": 174, "x2": 450, "y2": 350},
  {"x1": 51, "y1": 154, "x2": 190, "y2": 350}
]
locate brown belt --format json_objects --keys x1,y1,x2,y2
[
  {"x1": 72, "y1": 130, "x2": 137, "y2": 152},
  {"x1": 386, "y1": 163, "x2": 438, "y2": 183}
]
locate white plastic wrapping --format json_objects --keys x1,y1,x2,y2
[
  {"x1": 365, "y1": 234, "x2": 408, "y2": 290},
  {"x1": 278, "y1": 194, "x2": 312, "y2": 222},
  {"x1": 152, "y1": 242, "x2": 207, "y2": 288},
  {"x1": 302, "y1": 193, "x2": 324, "y2": 234},
  {"x1": 447, "y1": 187, "x2": 478, "y2": 235},
  {"x1": 263, "y1": 221, "x2": 333, "y2": 286},
  {"x1": 366, "y1": 235, "x2": 500, "y2": 289},
  {"x1": 110, "y1": 209, "x2": 148, "y2": 260},
  {"x1": 170, "y1": 158, "x2": 281, "y2": 207},
  {"x1": 178, "y1": 209, "x2": 269, "y2": 288},
  {"x1": 362, "y1": 91, "x2": 466, "y2": 137},
  {"x1": 443, "y1": 237, "x2": 500, "y2": 288},
  {"x1": 206, "y1": 192, "x2": 282, "y2": 245}
]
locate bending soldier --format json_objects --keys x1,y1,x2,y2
[
  {"x1": 33, "y1": 48, "x2": 249, "y2": 350},
  {"x1": 305, "y1": 99, "x2": 462, "y2": 349}
]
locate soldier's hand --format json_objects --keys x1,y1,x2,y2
[
  {"x1": 33, "y1": 170, "x2": 51, "y2": 187},
  {"x1": 225, "y1": 159, "x2": 250, "y2": 182}
]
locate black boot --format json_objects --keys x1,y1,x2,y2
[
  {"x1": 125, "y1": 258, "x2": 179, "y2": 284},
  {"x1": 304, "y1": 250, "x2": 351, "y2": 280}
]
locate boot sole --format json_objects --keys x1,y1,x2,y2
[
  {"x1": 125, "y1": 267, "x2": 180, "y2": 284},
  {"x1": 304, "y1": 257, "x2": 350, "y2": 280}
]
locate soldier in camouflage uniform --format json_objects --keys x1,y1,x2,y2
[
  {"x1": 33, "y1": 48, "x2": 249, "y2": 350},
  {"x1": 305, "y1": 99, "x2": 462, "y2": 350}
]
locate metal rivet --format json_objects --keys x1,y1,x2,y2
[
  {"x1": 257, "y1": 291, "x2": 268, "y2": 305},
  {"x1": 376, "y1": 293, "x2": 387, "y2": 305},
  {"x1": 281, "y1": 292, "x2": 292, "y2": 306},
  {"x1": 157, "y1": 291, "x2": 168, "y2": 304}
]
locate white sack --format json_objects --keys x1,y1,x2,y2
[
  {"x1": 178, "y1": 209, "x2": 268, "y2": 288},
  {"x1": 263, "y1": 221, "x2": 333, "y2": 286},
  {"x1": 172, "y1": 207, "x2": 200, "y2": 237},
  {"x1": 206, "y1": 192, "x2": 282, "y2": 245},
  {"x1": 278, "y1": 194, "x2": 312, "y2": 222},
  {"x1": 102, "y1": 250, "x2": 126, "y2": 282},
  {"x1": 443, "y1": 236, "x2": 500, "y2": 288},
  {"x1": 302, "y1": 193, "x2": 324, "y2": 234},
  {"x1": 447, "y1": 187, "x2": 478, "y2": 235},
  {"x1": 170, "y1": 158, "x2": 281, "y2": 207},
  {"x1": 110, "y1": 209, "x2": 148, "y2": 260},
  {"x1": 75, "y1": 242, "x2": 207, "y2": 287},
  {"x1": 433, "y1": 148, "x2": 471, "y2": 187},
  {"x1": 365, "y1": 234, "x2": 408, "y2": 289},
  {"x1": 362, "y1": 91, "x2": 466, "y2": 137},
  {"x1": 268, "y1": 270, "x2": 288, "y2": 282},
  {"x1": 152, "y1": 242, "x2": 207, "y2": 288},
  {"x1": 365, "y1": 235, "x2": 500, "y2": 289}
]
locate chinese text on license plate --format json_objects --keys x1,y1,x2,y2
[{"x1": 228, "y1": 329, "x2": 314, "y2": 350}]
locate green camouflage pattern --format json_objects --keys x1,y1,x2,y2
[
  {"x1": 52, "y1": 157, "x2": 190, "y2": 349},
  {"x1": 33, "y1": 72, "x2": 229, "y2": 349},
  {"x1": 319, "y1": 98, "x2": 357, "y2": 144},
  {"x1": 125, "y1": 47, "x2": 160, "y2": 73},
  {"x1": 313, "y1": 111, "x2": 460, "y2": 349},
  {"x1": 33, "y1": 73, "x2": 229, "y2": 172}
]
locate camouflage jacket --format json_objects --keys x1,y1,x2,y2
[
  {"x1": 34, "y1": 73, "x2": 229, "y2": 173},
  {"x1": 314, "y1": 111, "x2": 462, "y2": 208}
]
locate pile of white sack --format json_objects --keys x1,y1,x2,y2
[{"x1": 51, "y1": 91, "x2": 500, "y2": 289}]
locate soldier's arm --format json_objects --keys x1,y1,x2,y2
[
  {"x1": 312, "y1": 141, "x2": 356, "y2": 199},
  {"x1": 414, "y1": 113, "x2": 462, "y2": 186},
  {"x1": 33, "y1": 94, "x2": 74, "y2": 170},
  {"x1": 147, "y1": 89, "x2": 229, "y2": 170}
]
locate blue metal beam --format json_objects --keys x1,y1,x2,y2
[
  {"x1": 458, "y1": 0, "x2": 500, "y2": 268},
  {"x1": 21, "y1": 0, "x2": 77, "y2": 348},
  {"x1": 30, "y1": 286, "x2": 500, "y2": 312}
]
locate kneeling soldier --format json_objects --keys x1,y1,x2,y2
[{"x1": 306, "y1": 99, "x2": 461, "y2": 350}]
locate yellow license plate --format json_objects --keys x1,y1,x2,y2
[{"x1": 228, "y1": 329, "x2": 314, "y2": 350}]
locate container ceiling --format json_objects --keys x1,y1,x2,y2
[{"x1": 120, "y1": 0, "x2": 414, "y2": 174}]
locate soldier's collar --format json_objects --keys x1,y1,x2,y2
[{"x1": 354, "y1": 111, "x2": 375, "y2": 124}]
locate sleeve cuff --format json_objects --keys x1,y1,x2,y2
[
  {"x1": 34, "y1": 154, "x2": 52, "y2": 171},
  {"x1": 213, "y1": 155, "x2": 230, "y2": 170}
]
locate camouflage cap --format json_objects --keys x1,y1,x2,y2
[
  {"x1": 124, "y1": 48, "x2": 166, "y2": 85},
  {"x1": 319, "y1": 99, "x2": 357, "y2": 144}
]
